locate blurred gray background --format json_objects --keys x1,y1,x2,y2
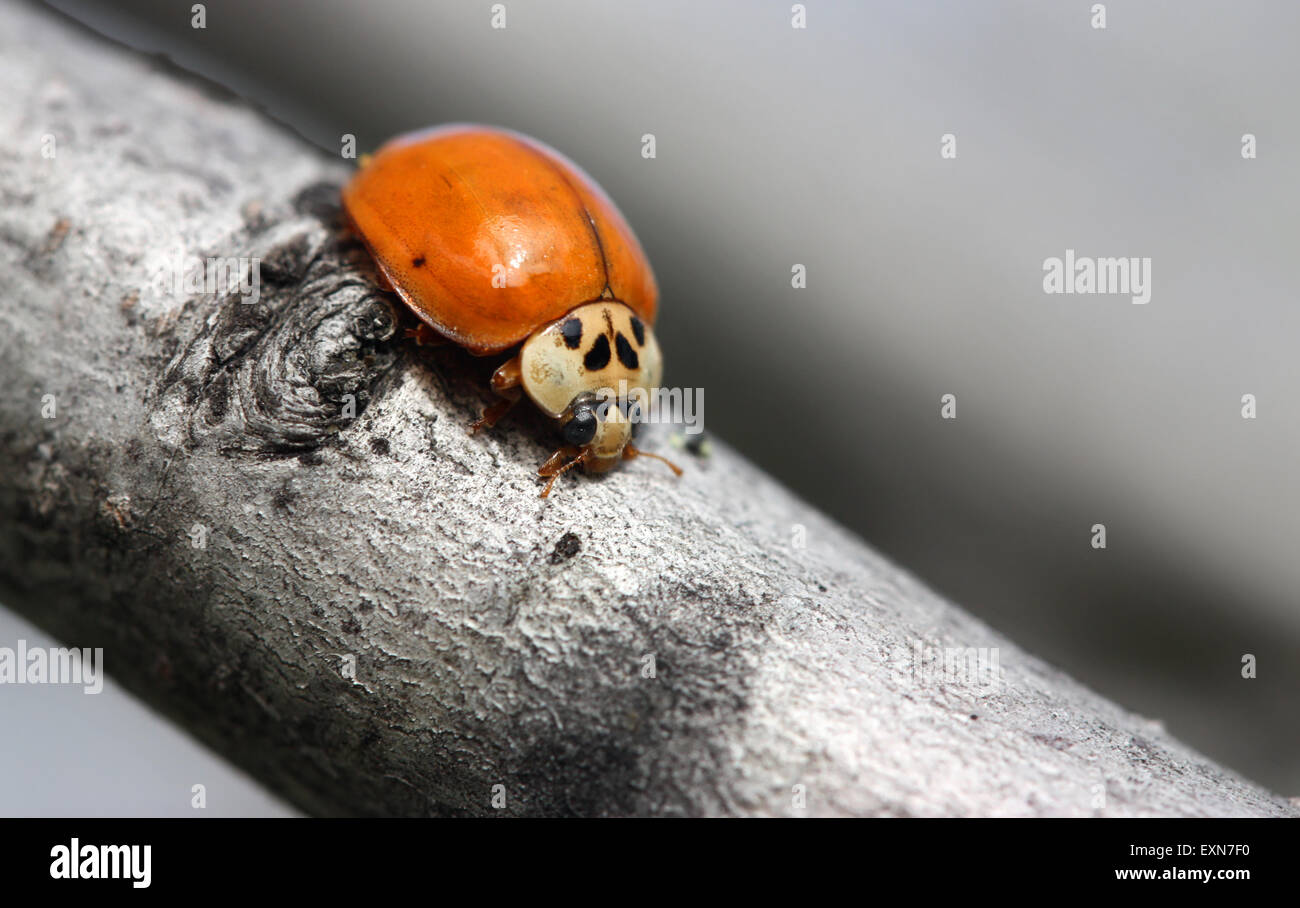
[
  {"x1": 4, "y1": 0, "x2": 1296, "y2": 813},
  {"x1": 0, "y1": 607, "x2": 295, "y2": 815}
]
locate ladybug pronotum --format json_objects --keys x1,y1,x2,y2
[{"x1": 343, "y1": 124, "x2": 681, "y2": 496}]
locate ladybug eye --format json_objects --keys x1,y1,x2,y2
[{"x1": 563, "y1": 408, "x2": 598, "y2": 446}]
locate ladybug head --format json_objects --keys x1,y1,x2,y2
[
  {"x1": 520, "y1": 301, "x2": 663, "y2": 469},
  {"x1": 559, "y1": 391, "x2": 644, "y2": 472}
]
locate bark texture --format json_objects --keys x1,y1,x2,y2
[{"x1": 0, "y1": 3, "x2": 1294, "y2": 816}]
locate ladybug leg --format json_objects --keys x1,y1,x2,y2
[
  {"x1": 488, "y1": 356, "x2": 522, "y2": 395},
  {"x1": 468, "y1": 355, "x2": 523, "y2": 434},
  {"x1": 404, "y1": 322, "x2": 449, "y2": 346},
  {"x1": 538, "y1": 446, "x2": 582, "y2": 476},
  {"x1": 623, "y1": 444, "x2": 683, "y2": 477},
  {"x1": 469, "y1": 397, "x2": 517, "y2": 434},
  {"x1": 538, "y1": 446, "x2": 587, "y2": 498}
]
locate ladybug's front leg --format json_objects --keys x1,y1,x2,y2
[
  {"x1": 469, "y1": 355, "x2": 522, "y2": 434},
  {"x1": 538, "y1": 445, "x2": 587, "y2": 497},
  {"x1": 538, "y1": 446, "x2": 581, "y2": 476}
]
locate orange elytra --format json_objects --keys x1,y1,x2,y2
[{"x1": 342, "y1": 124, "x2": 681, "y2": 496}]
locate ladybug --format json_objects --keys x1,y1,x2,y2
[{"x1": 343, "y1": 124, "x2": 681, "y2": 496}]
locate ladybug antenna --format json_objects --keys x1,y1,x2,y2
[{"x1": 624, "y1": 444, "x2": 683, "y2": 477}]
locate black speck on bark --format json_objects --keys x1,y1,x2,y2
[{"x1": 549, "y1": 531, "x2": 582, "y2": 564}]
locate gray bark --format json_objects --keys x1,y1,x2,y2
[{"x1": 1, "y1": 2, "x2": 1293, "y2": 817}]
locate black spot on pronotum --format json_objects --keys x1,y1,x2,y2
[
  {"x1": 615, "y1": 333, "x2": 639, "y2": 369},
  {"x1": 561, "y1": 317, "x2": 583, "y2": 349},
  {"x1": 629, "y1": 315, "x2": 645, "y2": 346},
  {"x1": 369, "y1": 437, "x2": 390, "y2": 456},
  {"x1": 549, "y1": 531, "x2": 582, "y2": 564},
  {"x1": 412, "y1": 256, "x2": 426, "y2": 268},
  {"x1": 584, "y1": 334, "x2": 611, "y2": 370}
]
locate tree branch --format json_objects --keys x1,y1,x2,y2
[{"x1": 0, "y1": 2, "x2": 1293, "y2": 816}]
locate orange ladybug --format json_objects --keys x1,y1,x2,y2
[{"x1": 342, "y1": 124, "x2": 681, "y2": 496}]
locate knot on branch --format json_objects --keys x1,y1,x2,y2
[{"x1": 154, "y1": 210, "x2": 399, "y2": 455}]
